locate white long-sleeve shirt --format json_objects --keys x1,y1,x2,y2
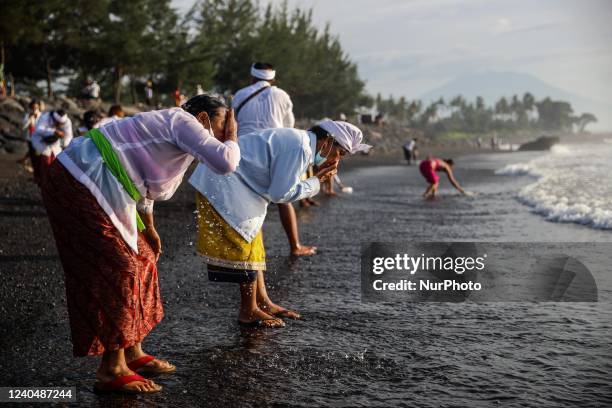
[
  {"x1": 232, "y1": 81, "x2": 295, "y2": 137},
  {"x1": 189, "y1": 128, "x2": 319, "y2": 242},
  {"x1": 58, "y1": 108, "x2": 241, "y2": 252},
  {"x1": 31, "y1": 112, "x2": 73, "y2": 156}
]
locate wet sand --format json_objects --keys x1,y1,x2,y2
[{"x1": 1, "y1": 150, "x2": 611, "y2": 407}]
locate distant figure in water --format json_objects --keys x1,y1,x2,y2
[{"x1": 419, "y1": 156, "x2": 467, "y2": 198}]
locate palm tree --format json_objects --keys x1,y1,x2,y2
[
  {"x1": 476, "y1": 96, "x2": 485, "y2": 111},
  {"x1": 495, "y1": 96, "x2": 510, "y2": 120},
  {"x1": 522, "y1": 92, "x2": 535, "y2": 123},
  {"x1": 575, "y1": 112, "x2": 597, "y2": 133}
]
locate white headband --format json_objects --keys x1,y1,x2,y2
[
  {"x1": 250, "y1": 65, "x2": 276, "y2": 80},
  {"x1": 52, "y1": 111, "x2": 68, "y2": 124}
]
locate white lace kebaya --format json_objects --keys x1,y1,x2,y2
[{"x1": 58, "y1": 107, "x2": 240, "y2": 253}]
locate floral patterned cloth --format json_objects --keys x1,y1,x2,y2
[{"x1": 41, "y1": 161, "x2": 163, "y2": 356}]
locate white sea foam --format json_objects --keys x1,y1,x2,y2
[
  {"x1": 495, "y1": 163, "x2": 539, "y2": 177},
  {"x1": 497, "y1": 143, "x2": 612, "y2": 230}
]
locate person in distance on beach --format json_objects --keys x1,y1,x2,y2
[
  {"x1": 39, "y1": 94, "x2": 240, "y2": 394},
  {"x1": 189, "y1": 120, "x2": 371, "y2": 328},
  {"x1": 96, "y1": 104, "x2": 125, "y2": 127},
  {"x1": 419, "y1": 156, "x2": 467, "y2": 198},
  {"x1": 16, "y1": 99, "x2": 42, "y2": 172}
]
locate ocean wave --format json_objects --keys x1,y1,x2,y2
[
  {"x1": 518, "y1": 181, "x2": 612, "y2": 229},
  {"x1": 495, "y1": 163, "x2": 538, "y2": 177},
  {"x1": 497, "y1": 144, "x2": 612, "y2": 230}
]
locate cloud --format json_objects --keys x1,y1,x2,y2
[
  {"x1": 171, "y1": 0, "x2": 612, "y2": 104},
  {"x1": 495, "y1": 17, "x2": 512, "y2": 33}
]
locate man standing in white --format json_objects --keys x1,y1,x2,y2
[{"x1": 232, "y1": 62, "x2": 316, "y2": 256}]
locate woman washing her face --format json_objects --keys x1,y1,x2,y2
[
  {"x1": 189, "y1": 120, "x2": 370, "y2": 328},
  {"x1": 40, "y1": 94, "x2": 240, "y2": 394}
]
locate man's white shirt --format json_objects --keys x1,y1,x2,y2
[{"x1": 232, "y1": 81, "x2": 295, "y2": 137}]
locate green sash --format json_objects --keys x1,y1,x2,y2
[{"x1": 86, "y1": 128, "x2": 146, "y2": 231}]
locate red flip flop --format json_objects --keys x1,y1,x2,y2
[
  {"x1": 93, "y1": 374, "x2": 160, "y2": 394},
  {"x1": 128, "y1": 355, "x2": 176, "y2": 374}
]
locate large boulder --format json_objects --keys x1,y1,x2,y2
[
  {"x1": 518, "y1": 136, "x2": 560, "y2": 151},
  {"x1": 55, "y1": 95, "x2": 84, "y2": 118},
  {"x1": 0, "y1": 97, "x2": 25, "y2": 114},
  {"x1": 0, "y1": 98, "x2": 26, "y2": 154},
  {"x1": 0, "y1": 97, "x2": 25, "y2": 127}
]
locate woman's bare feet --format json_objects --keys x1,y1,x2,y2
[
  {"x1": 238, "y1": 307, "x2": 285, "y2": 328},
  {"x1": 291, "y1": 244, "x2": 317, "y2": 256},
  {"x1": 257, "y1": 299, "x2": 301, "y2": 320}
]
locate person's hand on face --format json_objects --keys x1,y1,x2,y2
[
  {"x1": 198, "y1": 107, "x2": 236, "y2": 143},
  {"x1": 222, "y1": 109, "x2": 237, "y2": 143},
  {"x1": 197, "y1": 111, "x2": 213, "y2": 135},
  {"x1": 315, "y1": 157, "x2": 339, "y2": 183}
]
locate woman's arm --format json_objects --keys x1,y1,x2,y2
[
  {"x1": 137, "y1": 198, "x2": 161, "y2": 261},
  {"x1": 445, "y1": 168, "x2": 466, "y2": 194},
  {"x1": 175, "y1": 110, "x2": 240, "y2": 174}
]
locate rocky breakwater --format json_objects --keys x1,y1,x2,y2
[{"x1": 0, "y1": 96, "x2": 145, "y2": 155}]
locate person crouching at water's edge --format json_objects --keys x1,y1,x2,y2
[
  {"x1": 419, "y1": 156, "x2": 467, "y2": 198},
  {"x1": 40, "y1": 94, "x2": 240, "y2": 394},
  {"x1": 189, "y1": 120, "x2": 371, "y2": 328}
]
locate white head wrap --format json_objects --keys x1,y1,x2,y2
[
  {"x1": 250, "y1": 64, "x2": 276, "y2": 81},
  {"x1": 52, "y1": 111, "x2": 68, "y2": 124},
  {"x1": 318, "y1": 120, "x2": 372, "y2": 154}
]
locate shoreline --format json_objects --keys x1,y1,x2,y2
[
  {"x1": 1, "y1": 137, "x2": 611, "y2": 407},
  {"x1": 0, "y1": 144, "x2": 504, "y2": 182}
]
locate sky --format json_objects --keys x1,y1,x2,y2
[{"x1": 171, "y1": 0, "x2": 612, "y2": 105}]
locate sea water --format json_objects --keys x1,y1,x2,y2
[
  {"x1": 496, "y1": 142, "x2": 612, "y2": 229},
  {"x1": 4, "y1": 146, "x2": 612, "y2": 407}
]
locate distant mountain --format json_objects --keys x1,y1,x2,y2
[{"x1": 419, "y1": 71, "x2": 611, "y2": 131}]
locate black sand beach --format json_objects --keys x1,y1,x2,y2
[{"x1": 1, "y1": 150, "x2": 611, "y2": 407}]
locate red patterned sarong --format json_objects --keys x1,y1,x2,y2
[
  {"x1": 32, "y1": 153, "x2": 55, "y2": 186},
  {"x1": 41, "y1": 161, "x2": 163, "y2": 356}
]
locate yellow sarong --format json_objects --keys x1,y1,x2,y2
[{"x1": 195, "y1": 192, "x2": 266, "y2": 271}]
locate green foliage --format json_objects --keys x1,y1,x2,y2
[
  {"x1": 1, "y1": 0, "x2": 368, "y2": 115},
  {"x1": 1, "y1": 0, "x2": 596, "y2": 128},
  {"x1": 376, "y1": 92, "x2": 597, "y2": 134}
]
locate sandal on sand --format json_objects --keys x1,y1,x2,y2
[
  {"x1": 93, "y1": 374, "x2": 160, "y2": 394},
  {"x1": 273, "y1": 309, "x2": 301, "y2": 320},
  {"x1": 238, "y1": 318, "x2": 285, "y2": 328},
  {"x1": 127, "y1": 355, "x2": 176, "y2": 374}
]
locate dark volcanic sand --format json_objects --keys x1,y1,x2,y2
[{"x1": 1, "y1": 151, "x2": 611, "y2": 407}]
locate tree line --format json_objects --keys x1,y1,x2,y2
[
  {"x1": 1, "y1": 0, "x2": 597, "y2": 132},
  {"x1": 1, "y1": 0, "x2": 368, "y2": 118},
  {"x1": 375, "y1": 93, "x2": 597, "y2": 133}
]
